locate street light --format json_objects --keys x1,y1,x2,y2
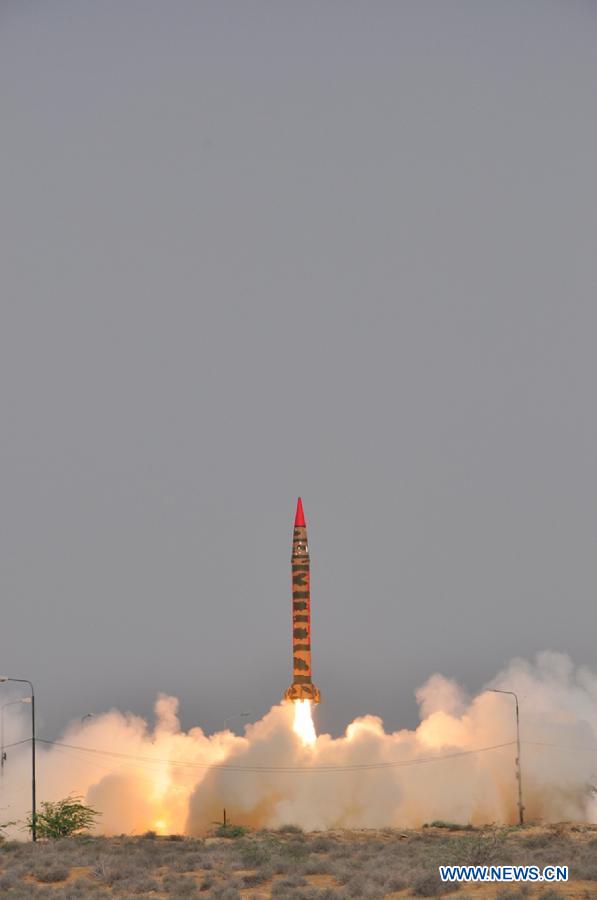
[
  {"x1": 489, "y1": 688, "x2": 524, "y2": 825},
  {"x1": 1, "y1": 697, "x2": 32, "y2": 776},
  {"x1": 0, "y1": 677, "x2": 37, "y2": 841}
]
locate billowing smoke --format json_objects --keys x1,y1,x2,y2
[{"x1": 2, "y1": 652, "x2": 596, "y2": 836}]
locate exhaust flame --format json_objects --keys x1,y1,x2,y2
[
  {"x1": 292, "y1": 699, "x2": 316, "y2": 747},
  {"x1": 3, "y1": 652, "x2": 597, "y2": 835}
]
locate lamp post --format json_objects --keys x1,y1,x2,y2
[
  {"x1": 1, "y1": 698, "x2": 32, "y2": 776},
  {"x1": 490, "y1": 688, "x2": 524, "y2": 825},
  {"x1": 0, "y1": 677, "x2": 37, "y2": 841}
]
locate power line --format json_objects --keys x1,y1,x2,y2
[
  {"x1": 30, "y1": 738, "x2": 516, "y2": 773},
  {"x1": 48, "y1": 744, "x2": 206, "y2": 785},
  {"x1": 524, "y1": 740, "x2": 597, "y2": 754},
  {"x1": 9, "y1": 737, "x2": 597, "y2": 774},
  {"x1": 11, "y1": 735, "x2": 597, "y2": 775},
  {"x1": 2, "y1": 739, "x2": 31, "y2": 751}
]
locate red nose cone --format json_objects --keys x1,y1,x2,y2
[{"x1": 294, "y1": 497, "x2": 306, "y2": 527}]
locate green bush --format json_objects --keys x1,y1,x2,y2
[{"x1": 26, "y1": 795, "x2": 99, "y2": 839}]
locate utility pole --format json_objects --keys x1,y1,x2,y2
[
  {"x1": 490, "y1": 689, "x2": 524, "y2": 825},
  {"x1": 0, "y1": 677, "x2": 37, "y2": 840}
]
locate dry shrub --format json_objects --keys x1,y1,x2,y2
[
  {"x1": 412, "y1": 870, "x2": 459, "y2": 896},
  {"x1": 117, "y1": 872, "x2": 161, "y2": 894},
  {"x1": 302, "y1": 857, "x2": 333, "y2": 875},
  {"x1": 242, "y1": 868, "x2": 273, "y2": 886},
  {"x1": 277, "y1": 824, "x2": 305, "y2": 835},
  {"x1": 33, "y1": 864, "x2": 70, "y2": 883},
  {"x1": 455, "y1": 829, "x2": 510, "y2": 866},
  {"x1": 271, "y1": 889, "x2": 347, "y2": 900},
  {"x1": 163, "y1": 872, "x2": 200, "y2": 895},
  {"x1": 92, "y1": 857, "x2": 140, "y2": 886},
  {"x1": 383, "y1": 874, "x2": 407, "y2": 892},
  {"x1": 173, "y1": 852, "x2": 205, "y2": 871},
  {"x1": 344, "y1": 872, "x2": 386, "y2": 899},
  {"x1": 271, "y1": 874, "x2": 308, "y2": 895},
  {"x1": 572, "y1": 856, "x2": 597, "y2": 881},
  {"x1": 238, "y1": 840, "x2": 272, "y2": 868},
  {"x1": 495, "y1": 891, "x2": 528, "y2": 899},
  {"x1": 207, "y1": 884, "x2": 242, "y2": 899},
  {"x1": 310, "y1": 836, "x2": 333, "y2": 852},
  {"x1": 0, "y1": 871, "x2": 20, "y2": 891},
  {"x1": 521, "y1": 833, "x2": 552, "y2": 850}
]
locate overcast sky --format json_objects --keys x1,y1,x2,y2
[{"x1": 1, "y1": 1, "x2": 597, "y2": 739}]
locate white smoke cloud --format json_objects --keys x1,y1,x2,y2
[{"x1": 2, "y1": 652, "x2": 597, "y2": 836}]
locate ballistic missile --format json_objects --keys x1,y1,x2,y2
[{"x1": 284, "y1": 498, "x2": 321, "y2": 704}]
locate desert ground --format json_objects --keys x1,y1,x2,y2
[{"x1": 1, "y1": 822, "x2": 596, "y2": 898}]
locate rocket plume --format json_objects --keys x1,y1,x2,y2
[
  {"x1": 3, "y1": 652, "x2": 597, "y2": 835},
  {"x1": 292, "y1": 699, "x2": 316, "y2": 748}
]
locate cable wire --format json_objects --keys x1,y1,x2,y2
[
  {"x1": 524, "y1": 740, "x2": 597, "y2": 754},
  {"x1": 8, "y1": 736, "x2": 597, "y2": 776},
  {"x1": 31, "y1": 738, "x2": 516, "y2": 773},
  {"x1": 2, "y1": 739, "x2": 32, "y2": 751}
]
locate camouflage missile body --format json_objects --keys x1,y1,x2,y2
[{"x1": 284, "y1": 498, "x2": 321, "y2": 704}]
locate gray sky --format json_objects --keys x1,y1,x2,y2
[{"x1": 1, "y1": 1, "x2": 597, "y2": 739}]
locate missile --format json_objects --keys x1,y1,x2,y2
[{"x1": 284, "y1": 498, "x2": 321, "y2": 704}]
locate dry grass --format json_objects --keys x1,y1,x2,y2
[{"x1": 0, "y1": 823, "x2": 594, "y2": 897}]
